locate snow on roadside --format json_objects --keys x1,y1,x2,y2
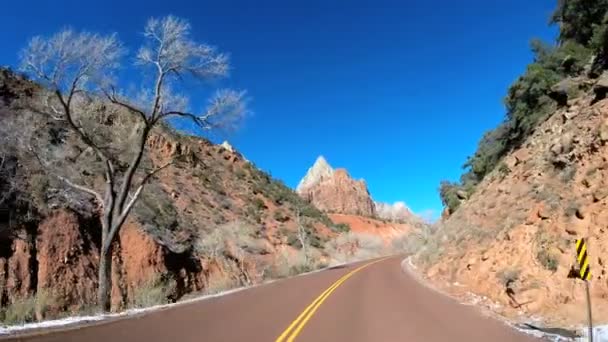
[
  {"x1": 0, "y1": 259, "x2": 355, "y2": 336},
  {"x1": 575, "y1": 325, "x2": 608, "y2": 342},
  {"x1": 0, "y1": 286, "x2": 245, "y2": 335}
]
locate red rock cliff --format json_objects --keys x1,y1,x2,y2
[{"x1": 297, "y1": 157, "x2": 376, "y2": 217}]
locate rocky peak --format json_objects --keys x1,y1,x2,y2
[
  {"x1": 296, "y1": 157, "x2": 376, "y2": 217},
  {"x1": 296, "y1": 155, "x2": 334, "y2": 192}
]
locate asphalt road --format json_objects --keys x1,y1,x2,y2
[{"x1": 3, "y1": 256, "x2": 540, "y2": 342}]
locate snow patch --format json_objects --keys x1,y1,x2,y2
[{"x1": 575, "y1": 325, "x2": 608, "y2": 342}]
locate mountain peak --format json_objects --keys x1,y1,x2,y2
[{"x1": 296, "y1": 155, "x2": 334, "y2": 192}]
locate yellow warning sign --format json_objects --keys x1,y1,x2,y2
[{"x1": 576, "y1": 238, "x2": 591, "y2": 281}]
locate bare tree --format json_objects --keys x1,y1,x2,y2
[
  {"x1": 295, "y1": 209, "x2": 310, "y2": 266},
  {"x1": 20, "y1": 16, "x2": 247, "y2": 311}
]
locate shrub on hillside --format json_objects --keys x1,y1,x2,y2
[
  {"x1": 438, "y1": 181, "x2": 465, "y2": 213},
  {"x1": 130, "y1": 275, "x2": 176, "y2": 308},
  {"x1": 331, "y1": 223, "x2": 351, "y2": 233},
  {"x1": 325, "y1": 232, "x2": 385, "y2": 265},
  {"x1": 537, "y1": 249, "x2": 559, "y2": 272},
  {"x1": 437, "y1": 1, "x2": 608, "y2": 215},
  {"x1": 391, "y1": 232, "x2": 428, "y2": 255},
  {"x1": 0, "y1": 291, "x2": 55, "y2": 325},
  {"x1": 268, "y1": 250, "x2": 324, "y2": 279}
]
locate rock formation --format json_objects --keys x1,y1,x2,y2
[{"x1": 297, "y1": 156, "x2": 376, "y2": 217}]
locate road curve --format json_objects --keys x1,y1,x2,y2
[{"x1": 2, "y1": 256, "x2": 540, "y2": 342}]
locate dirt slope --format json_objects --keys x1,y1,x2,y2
[
  {"x1": 329, "y1": 214, "x2": 414, "y2": 241},
  {"x1": 419, "y1": 80, "x2": 608, "y2": 327}
]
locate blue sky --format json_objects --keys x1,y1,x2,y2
[{"x1": 0, "y1": 0, "x2": 557, "y2": 219}]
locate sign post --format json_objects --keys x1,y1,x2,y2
[{"x1": 576, "y1": 238, "x2": 593, "y2": 342}]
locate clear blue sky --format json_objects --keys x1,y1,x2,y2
[{"x1": 0, "y1": 0, "x2": 557, "y2": 219}]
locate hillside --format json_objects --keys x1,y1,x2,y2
[
  {"x1": 0, "y1": 69, "x2": 344, "y2": 319},
  {"x1": 423, "y1": 0, "x2": 608, "y2": 328}
]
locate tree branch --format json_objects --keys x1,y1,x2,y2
[
  {"x1": 103, "y1": 160, "x2": 173, "y2": 252},
  {"x1": 54, "y1": 90, "x2": 111, "y2": 162},
  {"x1": 28, "y1": 145, "x2": 104, "y2": 205},
  {"x1": 156, "y1": 110, "x2": 210, "y2": 129},
  {"x1": 104, "y1": 87, "x2": 149, "y2": 124},
  {"x1": 57, "y1": 174, "x2": 104, "y2": 205},
  {"x1": 112, "y1": 124, "x2": 150, "y2": 219}
]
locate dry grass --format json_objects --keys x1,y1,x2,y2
[
  {"x1": 130, "y1": 275, "x2": 176, "y2": 308},
  {"x1": 204, "y1": 271, "x2": 240, "y2": 295},
  {"x1": 0, "y1": 291, "x2": 55, "y2": 325},
  {"x1": 324, "y1": 232, "x2": 386, "y2": 265},
  {"x1": 391, "y1": 231, "x2": 429, "y2": 255},
  {"x1": 269, "y1": 250, "x2": 322, "y2": 279}
]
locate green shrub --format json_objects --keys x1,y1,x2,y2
[
  {"x1": 537, "y1": 249, "x2": 559, "y2": 271},
  {"x1": 498, "y1": 162, "x2": 511, "y2": 178},
  {"x1": 273, "y1": 210, "x2": 289, "y2": 223},
  {"x1": 252, "y1": 197, "x2": 266, "y2": 210},
  {"x1": 438, "y1": 181, "x2": 465, "y2": 213},
  {"x1": 437, "y1": 0, "x2": 608, "y2": 214},
  {"x1": 1, "y1": 291, "x2": 54, "y2": 325},
  {"x1": 331, "y1": 223, "x2": 351, "y2": 233}
]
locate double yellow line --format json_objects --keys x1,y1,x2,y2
[{"x1": 275, "y1": 257, "x2": 389, "y2": 342}]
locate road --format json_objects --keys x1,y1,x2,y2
[{"x1": 3, "y1": 256, "x2": 540, "y2": 342}]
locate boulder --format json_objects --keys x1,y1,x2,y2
[
  {"x1": 550, "y1": 78, "x2": 577, "y2": 106},
  {"x1": 593, "y1": 188, "x2": 608, "y2": 202},
  {"x1": 456, "y1": 190, "x2": 469, "y2": 200},
  {"x1": 537, "y1": 206, "x2": 551, "y2": 220},
  {"x1": 593, "y1": 71, "x2": 608, "y2": 102}
]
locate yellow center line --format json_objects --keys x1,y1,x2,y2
[{"x1": 275, "y1": 257, "x2": 390, "y2": 342}]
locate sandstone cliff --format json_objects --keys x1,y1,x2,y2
[{"x1": 296, "y1": 156, "x2": 376, "y2": 217}]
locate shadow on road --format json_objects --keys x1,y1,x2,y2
[
  {"x1": 516, "y1": 323, "x2": 579, "y2": 339},
  {"x1": 327, "y1": 265, "x2": 348, "y2": 270}
]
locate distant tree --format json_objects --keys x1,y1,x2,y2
[
  {"x1": 295, "y1": 209, "x2": 311, "y2": 266},
  {"x1": 551, "y1": 0, "x2": 608, "y2": 46},
  {"x1": 20, "y1": 16, "x2": 248, "y2": 311},
  {"x1": 438, "y1": 181, "x2": 463, "y2": 214}
]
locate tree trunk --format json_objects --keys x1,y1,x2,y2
[{"x1": 98, "y1": 245, "x2": 112, "y2": 312}]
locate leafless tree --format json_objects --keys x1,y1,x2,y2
[
  {"x1": 20, "y1": 16, "x2": 248, "y2": 311},
  {"x1": 295, "y1": 209, "x2": 310, "y2": 266}
]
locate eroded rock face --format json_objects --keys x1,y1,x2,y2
[
  {"x1": 36, "y1": 210, "x2": 99, "y2": 315},
  {"x1": 297, "y1": 157, "x2": 376, "y2": 217}
]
